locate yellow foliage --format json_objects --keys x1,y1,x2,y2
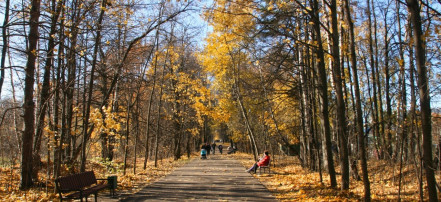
[
  {"x1": 198, "y1": 1, "x2": 258, "y2": 126},
  {"x1": 87, "y1": 102, "x2": 124, "y2": 154}
]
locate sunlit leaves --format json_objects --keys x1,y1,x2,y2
[
  {"x1": 89, "y1": 102, "x2": 124, "y2": 153},
  {"x1": 199, "y1": 0, "x2": 304, "y2": 145},
  {"x1": 198, "y1": 0, "x2": 253, "y2": 123}
]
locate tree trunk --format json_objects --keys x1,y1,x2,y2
[
  {"x1": 20, "y1": 0, "x2": 41, "y2": 190},
  {"x1": 143, "y1": 83, "x2": 155, "y2": 169},
  {"x1": 53, "y1": 1, "x2": 65, "y2": 180},
  {"x1": 344, "y1": 0, "x2": 370, "y2": 199},
  {"x1": 235, "y1": 83, "x2": 258, "y2": 161},
  {"x1": 143, "y1": 29, "x2": 160, "y2": 169},
  {"x1": 366, "y1": 0, "x2": 382, "y2": 159},
  {"x1": 61, "y1": 0, "x2": 80, "y2": 168},
  {"x1": 372, "y1": 0, "x2": 385, "y2": 159},
  {"x1": 383, "y1": 11, "x2": 393, "y2": 159},
  {"x1": 299, "y1": 55, "x2": 316, "y2": 170},
  {"x1": 408, "y1": 18, "x2": 417, "y2": 164},
  {"x1": 329, "y1": 0, "x2": 350, "y2": 189},
  {"x1": 231, "y1": 49, "x2": 258, "y2": 161},
  {"x1": 0, "y1": 0, "x2": 10, "y2": 99},
  {"x1": 361, "y1": 46, "x2": 380, "y2": 159},
  {"x1": 123, "y1": 98, "x2": 130, "y2": 175},
  {"x1": 9, "y1": 52, "x2": 21, "y2": 155},
  {"x1": 257, "y1": 64, "x2": 294, "y2": 160},
  {"x1": 396, "y1": 0, "x2": 407, "y2": 198},
  {"x1": 80, "y1": 0, "x2": 107, "y2": 172},
  {"x1": 154, "y1": 63, "x2": 165, "y2": 167},
  {"x1": 33, "y1": 0, "x2": 63, "y2": 180},
  {"x1": 170, "y1": 53, "x2": 183, "y2": 160},
  {"x1": 186, "y1": 126, "x2": 191, "y2": 158},
  {"x1": 407, "y1": 0, "x2": 438, "y2": 200},
  {"x1": 172, "y1": 98, "x2": 182, "y2": 160},
  {"x1": 311, "y1": 0, "x2": 337, "y2": 187}
]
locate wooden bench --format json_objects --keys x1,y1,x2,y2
[
  {"x1": 55, "y1": 171, "x2": 112, "y2": 202},
  {"x1": 259, "y1": 159, "x2": 271, "y2": 174}
]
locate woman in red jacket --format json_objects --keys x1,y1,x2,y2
[{"x1": 246, "y1": 150, "x2": 270, "y2": 173}]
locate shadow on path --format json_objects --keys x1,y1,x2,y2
[{"x1": 119, "y1": 154, "x2": 277, "y2": 201}]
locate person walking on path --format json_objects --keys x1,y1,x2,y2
[
  {"x1": 246, "y1": 150, "x2": 270, "y2": 173},
  {"x1": 227, "y1": 146, "x2": 237, "y2": 154},
  {"x1": 218, "y1": 145, "x2": 223, "y2": 154},
  {"x1": 212, "y1": 142, "x2": 217, "y2": 155},
  {"x1": 205, "y1": 143, "x2": 211, "y2": 156}
]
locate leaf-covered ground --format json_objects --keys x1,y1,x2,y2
[
  {"x1": 0, "y1": 156, "x2": 191, "y2": 201},
  {"x1": 2, "y1": 153, "x2": 441, "y2": 201},
  {"x1": 237, "y1": 153, "x2": 441, "y2": 201}
]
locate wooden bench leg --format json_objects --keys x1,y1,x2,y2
[{"x1": 259, "y1": 166, "x2": 270, "y2": 174}]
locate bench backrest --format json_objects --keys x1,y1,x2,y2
[
  {"x1": 263, "y1": 158, "x2": 271, "y2": 167},
  {"x1": 57, "y1": 171, "x2": 97, "y2": 191}
]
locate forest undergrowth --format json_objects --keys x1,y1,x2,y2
[
  {"x1": 237, "y1": 153, "x2": 441, "y2": 201},
  {"x1": 0, "y1": 155, "x2": 192, "y2": 201}
]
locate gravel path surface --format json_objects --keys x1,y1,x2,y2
[{"x1": 113, "y1": 154, "x2": 277, "y2": 201}]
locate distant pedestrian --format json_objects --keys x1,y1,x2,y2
[
  {"x1": 228, "y1": 146, "x2": 237, "y2": 154},
  {"x1": 201, "y1": 144, "x2": 207, "y2": 159},
  {"x1": 212, "y1": 143, "x2": 217, "y2": 155},
  {"x1": 205, "y1": 143, "x2": 211, "y2": 156},
  {"x1": 218, "y1": 145, "x2": 223, "y2": 154},
  {"x1": 227, "y1": 146, "x2": 233, "y2": 154}
]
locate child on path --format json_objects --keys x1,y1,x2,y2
[{"x1": 201, "y1": 144, "x2": 207, "y2": 159}]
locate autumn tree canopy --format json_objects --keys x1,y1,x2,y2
[{"x1": 0, "y1": 0, "x2": 440, "y2": 200}]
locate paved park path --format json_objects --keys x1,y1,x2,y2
[{"x1": 117, "y1": 154, "x2": 277, "y2": 201}]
